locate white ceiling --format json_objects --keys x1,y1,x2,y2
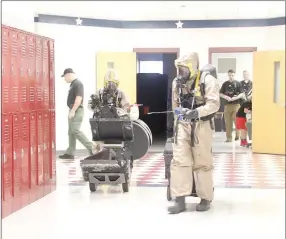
[{"x1": 3, "y1": 1, "x2": 286, "y2": 21}]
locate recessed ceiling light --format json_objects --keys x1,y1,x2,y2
[{"x1": 180, "y1": 5, "x2": 186, "y2": 8}]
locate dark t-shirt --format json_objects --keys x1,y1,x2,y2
[
  {"x1": 236, "y1": 101, "x2": 252, "y2": 118},
  {"x1": 220, "y1": 80, "x2": 243, "y2": 105},
  {"x1": 241, "y1": 80, "x2": 252, "y2": 95},
  {"x1": 67, "y1": 79, "x2": 84, "y2": 109}
]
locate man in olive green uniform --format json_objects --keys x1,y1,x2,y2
[{"x1": 168, "y1": 53, "x2": 220, "y2": 214}]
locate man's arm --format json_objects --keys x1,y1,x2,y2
[
  {"x1": 71, "y1": 82, "x2": 84, "y2": 112},
  {"x1": 219, "y1": 82, "x2": 230, "y2": 100},
  {"x1": 231, "y1": 82, "x2": 244, "y2": 100},
  {"x1": 172, "y1": 78, "x2": 180, "y2": 110},
  {"x1": 196, "y1": 74, "x2": 220, "y2": 118},
  {"x1": 120, "y1": 91, "x2": 131, "y2": 112}
]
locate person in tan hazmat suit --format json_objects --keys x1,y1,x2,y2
[
  {"x1": 88, "y1": 69, "x2": 131, "y2": 151},
  {"x1": 168, "y1": 53, "x2": 220, "y2": 214}
]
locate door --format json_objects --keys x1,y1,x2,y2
[
  {"x1": 96, "y1": 52, "x2": 137, "y2": 105},
  {"x1": 2, "y1": 26, "x2": 11, "y2": 113},
  {"x1": 211, "y1": 52, "x2": 254, "y2": 87},
  {"x1": 19, "y1": 32, "x2": 29, "y2": 112},
  {"x1": 252, "y1": 50, "x2": 285, "y2": 155}
]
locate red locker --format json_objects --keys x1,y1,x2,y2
[
  {"x1": 43, "y1": 38, "x2": 50, "y2": 110},
  {"x1": 37, "y1": 112, "x2": 44, "y2": 198},
  {"x1": 43, "y1": 111, "x2": 51, "y2": 195},
  {"x1": 1, "y1": 114, "x2": 13, "y2": 218},
  {"x1": 19, "y1": 32, "x2": 29, "y2": 112},
  {"x1": 27, "y1": 34, "x2": 36, "y2": 111},
  {"x1": 29, "y1": 112, "x2": 38, "y2": 203},
  {"x1": 2, "y1": 26, "x2": 11, "y2": 113},
  {"x1": 20, "y1": 113, "x2": 30, "y2": 208},
  {"x1": 12, "y1": 114, "x2": 22, "y2": 213},
  {"x1": 10, "y1": 29, "x2": 21, "y2": 113},
  {"x1": 35, "y1": 37, "x2": 43, "y2": 110},
  {"x1": 48, "y1": 39, "x2": 55, "y2": 110},
  {"x1": 49, "y1": 110, "x2": 56, "y2": 191}
]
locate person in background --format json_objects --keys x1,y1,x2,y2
[
  {"x1": 59, "y1": 68, "x2": 94, "y2": 159},
  {"x1": 220, "y1": 69, "x2": 244, "y2": 142},
  {"x1": 235, "y1": 93, "x2": 252, "y2": 146},
  {"x1": 241, "y1": 70, "x2": 253, "y2": 102}
]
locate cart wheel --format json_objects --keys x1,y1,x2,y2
[
  {"x1": 83, "y1": 174, "x2": 89, "y2": 182},
  {"x1": 122, "y1": 182, "x2": 129, "y2": 193},
  {"x1": 89, "y1": 183, "x2": 97, "y2": 192},
  {"x1": 167, "y1": 185, "x2": 172, "y2": 201}
]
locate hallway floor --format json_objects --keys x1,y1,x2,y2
[{"x1": 2, "y1": 133, "x2": 285, "y2": 239}]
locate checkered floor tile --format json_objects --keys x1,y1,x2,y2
[{"x1": 57, "y1": 152, "x2": 285, "y2": 189}]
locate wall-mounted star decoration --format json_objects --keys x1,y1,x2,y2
[
  {"x1": 76, "y1": 17, "x2": 83, "y2": 26},
  {"x1": 175, "y1": 20, "x2": 183, "y2": 28}
]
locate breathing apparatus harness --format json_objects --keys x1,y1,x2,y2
[{"x1": 174, "y1": 70, "x2": 215, "y2": 146}]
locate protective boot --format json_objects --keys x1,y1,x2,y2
[
  {"x1": 168, "y1": 196, "x2": 186, "y2": 214},
  {"x1": 196, "y1": 199, "x2": 211, "y2": 212}
]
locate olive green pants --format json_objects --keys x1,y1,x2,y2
[
  {"x1": 65, "y1": 107, "x2": 93, "y2": 156},
  {"x1": 224, "y1": 104, "x2": 240, "y2": 140}
]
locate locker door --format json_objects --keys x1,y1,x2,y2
[
  {"x1": 20, "y1": 113, "x2": 30, "y2": 207},
  {"x1": 27, "y1": 34, "x2": 36, "y2": 111},
  {"x1": 37, "y1": 112, "x2": 44, "y2": 198},
  {"x1": 10, "y1": 30, "x2": 20, "y2": 113},
  {"x1": 48, "y1": 40, "x2": 55, "y2": 110},
  {"x1": 2, "y1": 27, "x2": 11, "y2": 113},
  {"x1": 12, "y1": 114, "x2": 22, "y2": 213},
  {"x1": 19, "y1": 32, "x2": 29, "y2": 112},
  {"x1": 49, "y1": 110, "x2": 56, "y2": 192},
  {"x1": 1, "y1": 114, "x2": 13, "y2": 218},
  {"x1": 29, "y1": 112, "x2": 38, "y2": 203},
  {"x1": 43, "y1": 38, "x2": 50, "y2": 110},
  {"x1": 43, "y1": 111, "x2": 51, "y2": 195},
  {"x1": 35, "y1": 37, "x2": 43, "y2": 110}
]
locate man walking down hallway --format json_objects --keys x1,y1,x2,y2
[
  {"x1": 220, "y1": 69, "x2": 244, "y2": 142},
  {"x1": 59, "y1": 68, "x2": 94, "y2": 159}
]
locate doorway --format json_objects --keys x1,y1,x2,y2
[{"x1": 133, "y1": 48, "x2": 179, "y2": 148}]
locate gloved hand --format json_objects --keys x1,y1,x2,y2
[
  {"x1": 174, "y1": 107, "x2": 188, "y2": 116},
  {"x1": 68, "y1": 110, "x2": 75, "y2": 119},
  {"x1": 184, "y1": 109, "x2": 199, "y2": 120}
]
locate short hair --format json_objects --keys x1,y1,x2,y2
[{"x1": 228, "y1": 69, "x2": 236, "y2": 74}]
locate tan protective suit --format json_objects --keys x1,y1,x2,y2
[
  {"x1": 93, "y1": 69, "x2": 130, "y2": 151},
  {"x1": 170, "y1": 53, "x2": 220, "y2": 201}
]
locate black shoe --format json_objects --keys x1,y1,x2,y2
[
  {"x1": 235, "y1": 136, "x2": 239, "y2": 141},
  {"x1": 88, "y1": 150, "x2": 93, "y2": 156},
  {"x1": 196, "y1": 199, "x2": 211, "y2": 212},
  {"x1": 168, "y1": 196, "x2": 186, "y2": 214},
  {"x1": 59, "y1": 154, "x2": 74, "y2": 159}
]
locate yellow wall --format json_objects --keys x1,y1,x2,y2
[
  {"x1": 252, "y1": 50, "x2": 285, "y2": 155},
  {"x1": 96, "y1": 52, "x2": 137, "y2": 104}
]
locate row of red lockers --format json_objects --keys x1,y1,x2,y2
[
  {"x1": 2, "y1": 24, "x2": 55, "y2": 113},
  {"x1": 1, "y1": 110, "x2": 56, "y2": 218}
]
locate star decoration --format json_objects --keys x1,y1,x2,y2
[
  {"x1": 76, "y1": 17, "x2": 83, "y2": 26},
  {"x1": 175, "y1": 20, "x2": 183, "y2": 28}
]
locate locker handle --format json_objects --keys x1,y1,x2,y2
[
  {"x1": 3, "y1": 153, "x2": 7, "y2": 163},
  {"x1": 21, "y1": 149, "x2": 24, "y2": 158},
  {"x1": 30, "y1": 147, "x2": 33, "y2": 155},
  {"x1": 13, "y1": 151, "x2": 17, "y2": 160},
  {"x1": 20, "y1": 68, "x2": 24, "y2": 77},
  {"x1": 2, "y1": 65, "x2": 4, "y2": 76}
]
